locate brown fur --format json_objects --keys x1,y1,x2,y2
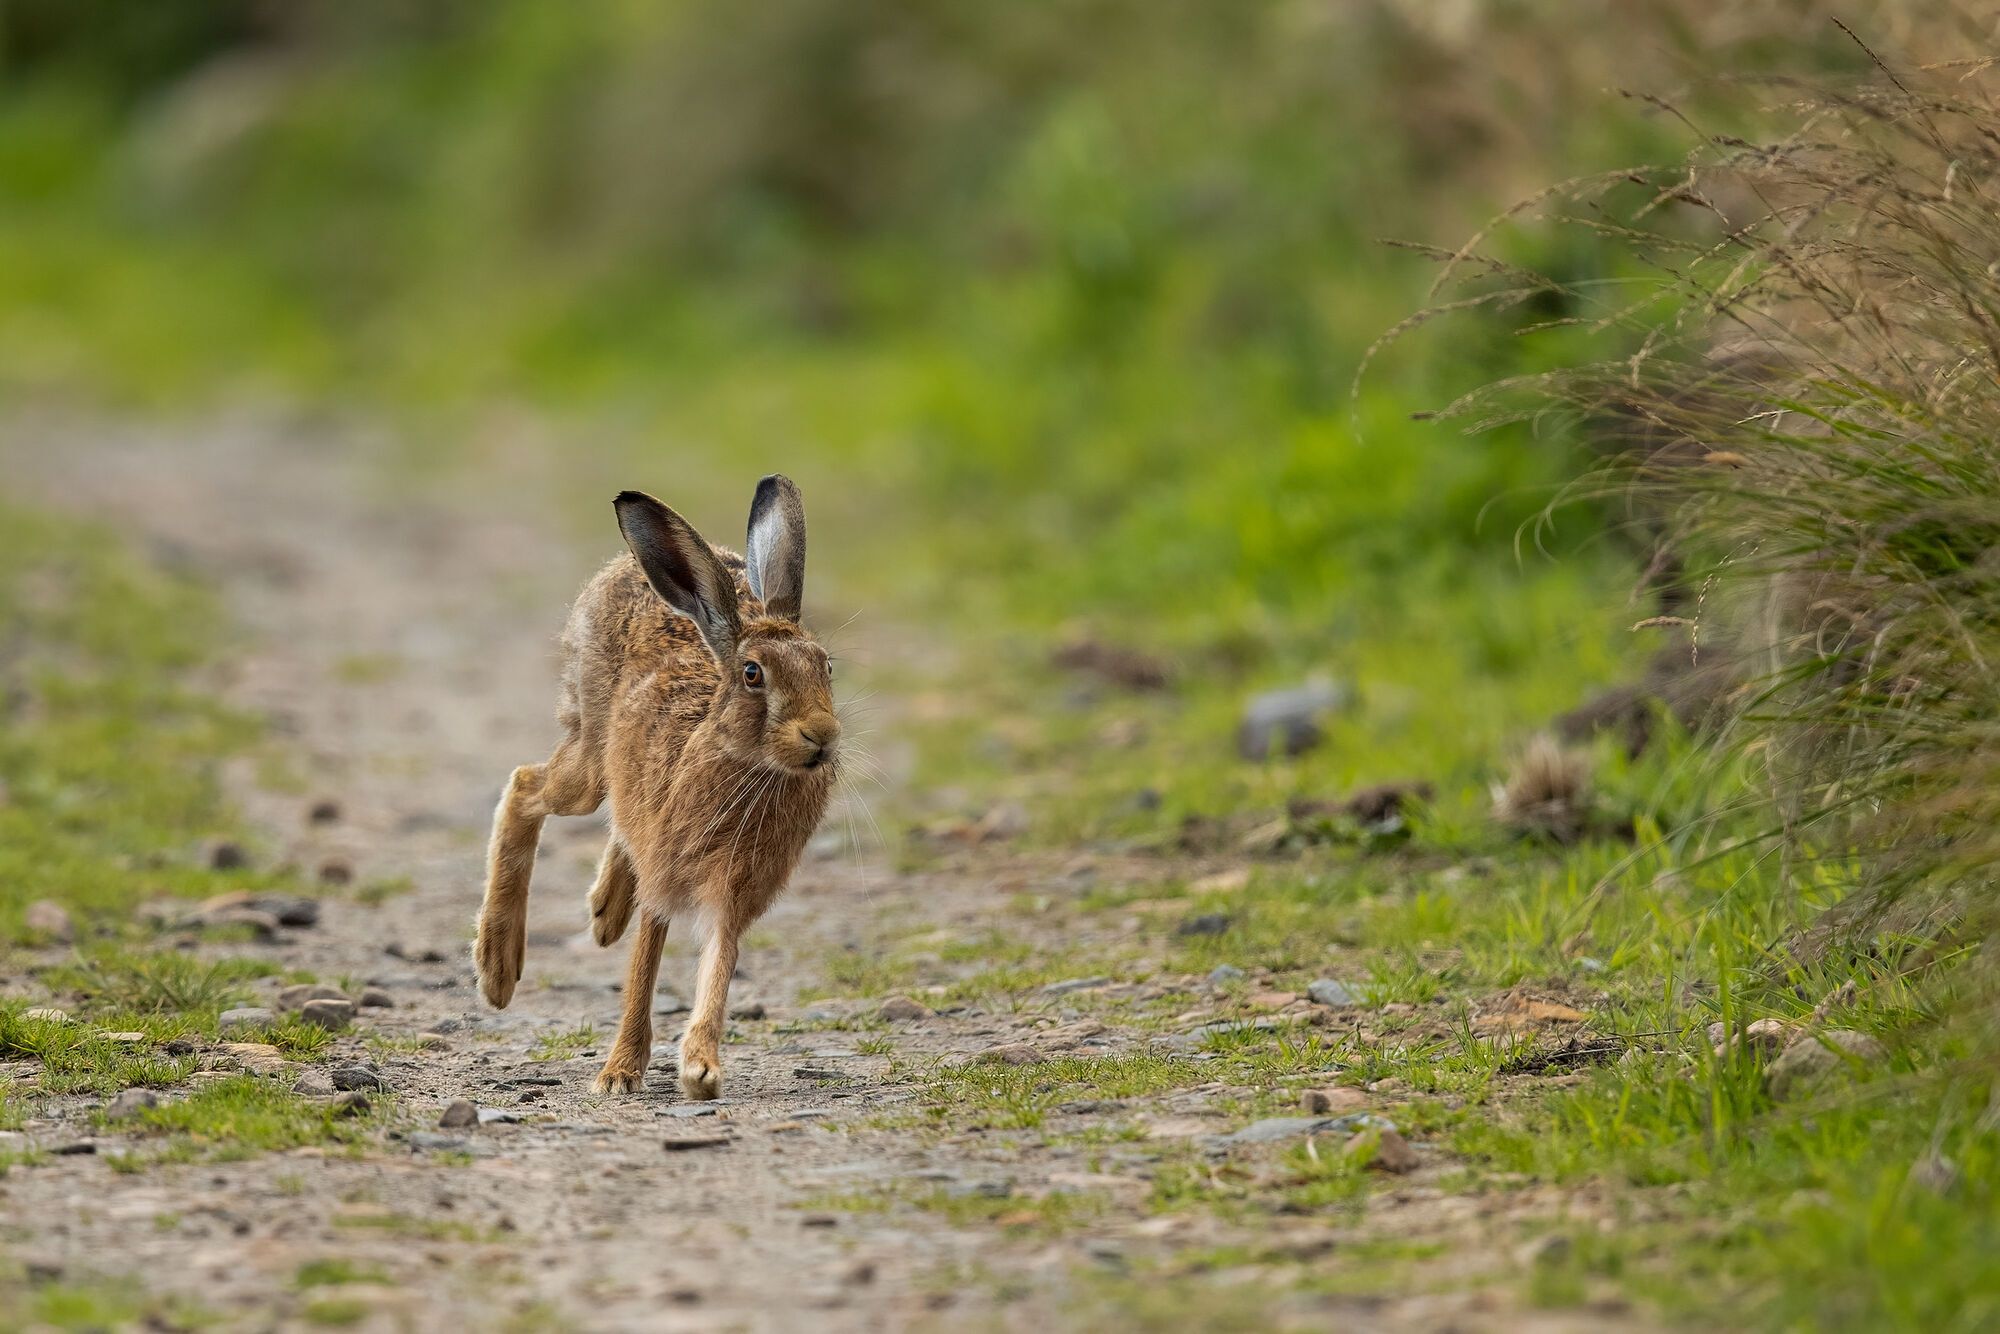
[{"x1": 474, "y1": 478, "x2": 838, "y2": 1100}]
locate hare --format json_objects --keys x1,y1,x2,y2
[{"x1": 473, "y1": 476, "x2": 839, "y2": 1100}]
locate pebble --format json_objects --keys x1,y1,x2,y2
[
  {"x1": 24, "y1": 900, "x2": 74, "y2": 944},
  {"x1": 1176, "y1": 913, "x2": 1232, "y2": 938},
  {"x1": 1345, "y1": 1125, "x2": 1420, "y2": 1174},
  {"x1": 206, "y1": 839, "x2": 249, "y2": 870},
  {"x1": 307, "y1": 799, "x2": 343, "y2": 824},
  {"x1": 1237, "y1": 680, "x2": 1348, "y2": 759},
  {"x1": 1305, "y1": 979, "x2": 1362, "y2": 1008},
  {"x1": 1765, "y1": 1029, "x2": 1886, "y2": 1100},
  {"x1": 438, "y1": 1099, "x2": 478, "y2": 1129},
  {"x1": 477, "y1": 1108, "x2": 523, "y2": 1125},
  {"x1": 219, "y1": 1007, "x2": 275, "y2": 1033},
  {"x1": 358, "y1": 987, "x2": 394, "y2": 1008},
  {"x1": 385, "y1": 942, "x2": 447, "y2": 963},
  {"x1": 221, "y1": 1042, "x2": 289, "y2": 1076},
  {"x1": 330, "y1": 1065, "x2": 388, "y2": 1092},
  {"x1": 1205, "y1": 964, "x2": 1246, "y2": 987},
  {"x1": 329, "y1": 1091, "x2": 371, "y2": 1117},
  {"x1": 22, "y1": 1007, "x2": 71, "y2": 1024},
  {"x1": 295, "y1": 1070, "x2": 335, "y2": 1097},
  {"x1": 877, "y1": 996, "x2": 934, "y2": 1022},
  {"x1": 277, "y1": 983, "x2": 350, "y2": 1011},
  {"x1": 661, "y1": 1133, "x2": 734, "y2": 1151},
  {"x1": 662, "y1": 1105, "x2": 719, "y2": 1119},
  {"x1": 729, "y1": 1001, "x2": 767, "y2": 1021},
  {"x1": 104, "y1": 1089, "x2": 159, "y2": 1120},
  {"x1": 318, "y1": 859, "x2": 354, "y2": 886},
  {"x1": 408, "y1": 1133, "x2": 467, "y2": 1152},
  {"x1": 298, "y1": 999, "x2": 357, "y2": 1031},
  {"x1": 200, "y1": 907, "x2": 281, "y2": 939}
]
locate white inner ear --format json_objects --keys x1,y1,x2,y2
[{"x1": 748, "y1": 505, "x2": 792, "y2": 602}]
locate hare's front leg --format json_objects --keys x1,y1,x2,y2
[
  {"x1": 679, "y1": 912, "x2": 746, "y2": 1101},
  {"x1": 593, "y1": 910, "x2": 668, "y2": 1094}
]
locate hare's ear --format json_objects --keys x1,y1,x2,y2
[
  {"x1": 615, "y1": 491, "x2": 742, "y2": 662},
  {"x1": 744, "y1": 474, "x2": 806, "y2": 622}
]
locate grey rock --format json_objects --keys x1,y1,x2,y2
[
  {"x1": 21, "y1": 1007, "x2": 70, "y2": 1023},
  {"x1": 1306, "y1": 979, "x2": 1362, "y2": 1008},
  {"x1": 408, "y1": 1132, "x2": 467, "y2": 1152},
  {"x1": 294, "y1": 1070, "x2": 335, "y2": 1097},
  {"x1": 1237, "y1": 680, "x2": 1348, "y2": 760},
  {"x1": 1345, "y1": 1124, "x2": 1420, "y2": 1173},
  {"x1": 358, "y1": 987, "x2": 393, "y2": 1008},
  {"x1": 729, "y1": 1001, "x2": 767, "y2": 1021},
  {"x1": 1207, "y1": 1112, "x2": 1393, "y2": 1148},
  {"x1": 206, "y1": 839, "x2": 249, "y2": 870},
  {"x1": 477, "y1": 1107, "x2": 523, "y2": 1125},
  {"x1": 104, "y1": 1088, "x2": 159, "y2": 1120},
  {"x1": 218, "y1": 1006, "x2": 275, "y2": 1033},
  {"x1": 277, "y1": 983, "x2": 349, "y2": 1012},
  {"x1": 438, "y1": 1099, "x2": 478, "y2": 1129},
  {"x1": 1039, "y1": 977, "x2": 1110, "y2": 997},
  {"x1": 298, "y1": 998, "x2": 357, "y2": 1031},
  {"x1": 307, "y1": 799, "x2": 342, "y2": 824},
  {"x1": 329, "y1": 1065, "x2": 387, "y2": 1092},
  {"x1": 662, "y1": 1105, "x2": 719, "y2": 1119},
  {"x1": 877, "y1": 996, "x2": 934, "y2": 1022},
  {"x1": 1206, "y1": 964, "x2": 1246, "y2": 988},
  {"x1": 246, "y1": 895, "x2": 319, "y2": 927},
  {"x1": 1766, "y1": 1029, "x2": 1886, "y2": 1100},
  {"x1": 1176, "y1": 913, "x2": 1232, "y2": 938},
  {"x1": 329, "y1": 1091, "x2": 371, "y2": 1117}
]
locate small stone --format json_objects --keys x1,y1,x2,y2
[
  {"x1": 358, "y1": 987, "x2": 393, "y2": 1009},
  {"x1": 1306, "y1": 979, "x2": 1361, "y2": 1008},
  {"x1": 295, "y1": 1070, "x2": 335, "y2": 1097},
  {"x1": 1765, "y1": 1029, "x2": 1886, "y2": 1101},
  {"x1": 477, "y1": 1107, "x2": 523, "y2": 1125},
  {"x1": 416, "y1": 1032, "x2": 451, "y2": 1050},
  {"x1": 1344, "y1": 1125, "x2": 1419, "y2": 1174},
  {"x1": 1713, "y1": 1017, "x2": 1793, "y2": 1058},
  {"x1": 1301, "y1": 1087, "x2": 1368, "y2": 1114},
  {"x1": 22, "y1": 1007, "x2": 71, "y2": 1024},
  {"x1": 298, "y1": 999, "x2": 357, "y2": 1031},
  {"x1": 1237, "y1": 680, "x2": 1348, "y2": 760},
  {"x1": 385, "y1": 942, "x2": 447, "y2": 963},
  {"x1": 662, "y1": 1133, "x2": 734, "y2": 1151},
  {"x1": 1176, "y1": 913, "x2": 1232, "y2": 938},
  {"x1": 99, "y1": 1031, "x2": 148, "y2": 1044},
  {"x1": 1039, "y1": 976, "x2": 1111, "y2": 997},
  {"x1": 877, "y1": 996, "x2": 934, "y2": 1022},
  {"x1": 1209, "y1": 1113, "x2": 1391, "y2": 1147},
  {"x1": 408, "y1": 1133, "x2": 467, "y2": 1152},
  {"x1": 329, "y1": 1091, "x2": 371, "y2": 1118},
  {"x1": 307, "y1": 799, "x2": 343, "y2": 824},
  {"x1": 104, "y1": 1088, "x2": 159, "y2": 1120},
  {"x1": 978, "y1": 1043, "x2": 1043, "y2": 1067},
  {"x1": 728, "y1": 1001, "x2": 766, "y2": 1021},
  {"x1": 1206, "y1": 964, "x2": 1246, "y2": 988},
  {"x1": 206, "y1": 840, "x2": 249, "y2": 870},
  {"x1": 329, "y1": 1065, "x2": 387, "y2": 1092},
  {"x1": 219, "y1": 1007, "x2": 275, "y2": 1034},
  {"x1": 317, "y1": 859, "x2": 354, "y2": 886},
  {"x1": 438, "y1": 1099, "x2": 478, "y2": 1129},
  {"x1": 220, "y1": 1042, "x2": 288, "y2": 1075},
  {"x1": 23, "y1": 900, "x2": 74, "y2": 944}
]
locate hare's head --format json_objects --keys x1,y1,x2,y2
[{"x1": 614, "y1": 476, "x2": 840, "y2": 775}]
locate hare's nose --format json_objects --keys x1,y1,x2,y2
[{"x1": 799, "y1": 721, "x2": 840, "y2": 767}]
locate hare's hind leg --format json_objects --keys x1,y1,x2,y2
[
  {"x1": 475, "y1": 744, "x2": 601, "y2": 1009},
  {"x1": 594, "y1": 910, "x2": 668, "y2": 1094},
  {"x1": 587, "y1": 840, "x2": 638, "y2": 947}
]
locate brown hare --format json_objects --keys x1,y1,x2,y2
[{"x1": 474, "y1": 476, "x2": 839, "y2": 1099}]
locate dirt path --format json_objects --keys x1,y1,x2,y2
[{"x1": 1, "y1": 416, "x2": 1625, "y2": 1332}]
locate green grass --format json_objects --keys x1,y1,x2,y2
[
  {"x1": 107, "y1": 1075, "x2": 389, "y2": 1169},
  {"x1": 0, "y1": 504, "x2": 304, "y2": 943},
  {"x1": 529, "y1": 1024, "x2": 597, "y2": 1062}
]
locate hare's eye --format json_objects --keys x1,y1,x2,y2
[{"x1": 742, "y1": 661, "x2": 764, "y2": 688}]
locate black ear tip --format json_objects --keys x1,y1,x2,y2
[{"x1": 613, "y1": 489, "x2": 651, "y2": 509}]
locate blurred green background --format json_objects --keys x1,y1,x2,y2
[{"x1": 0, "y1": 0, "x2": 1950, "y2": 825}]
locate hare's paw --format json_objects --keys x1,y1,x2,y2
[
  {"x1": 588, "y1": 878, "x2": 634, "y2": 947},
  {"x1": 679, "y1": 1052, "x2": 722, "y2": 1101},
  {"x1": 473, "y1": 907, "x2": 524, "y2": 1009},
  {"x1": 592, "y1": 1061, "x2": 646, "y2": 1095}
]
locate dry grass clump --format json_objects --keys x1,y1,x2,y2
[
  {"x1": 1424, "y1": 24, "x2": 2000, "y2": 936},
  {"x1": 1492, "y1": 734, "x2": 1594, "y2": 845}
]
